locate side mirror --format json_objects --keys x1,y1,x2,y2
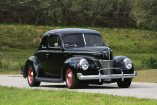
[{"x1": 106, "y1": 42, "x2": 109, "y2": 47}]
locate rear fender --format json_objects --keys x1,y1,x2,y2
[{"x1": 23, "y1": 56, "x2": 42, "y2": 78}]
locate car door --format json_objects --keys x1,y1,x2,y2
[
  {"x1": 35, "y1": 35, "x2": 48, "y2": 77},
  {"x1": 46, "y1": 34, "x2": 65, "y2": 78}
]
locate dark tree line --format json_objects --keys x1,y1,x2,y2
[{"x1": 0, "y1": 0, "x2": 157, "y2": 30}]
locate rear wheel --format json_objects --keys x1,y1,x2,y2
[
  {"x1": 27, "y1": 65, "x2": 40, "y2": 87},
  {"x1": 117, "y1": 79, "x2": 132, "y2": 88},
  {"x1": 65, "y1": 68, "x2": 79, "y2": 89}
]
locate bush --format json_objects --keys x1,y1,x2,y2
[
  {"x1": 0, "y1": 59, "x2": 24, "y2": 71},
  {"x1": 0, "y1": 61, "x2": 2, "y2": 69},
  {"x1": 19, "y1": 63, "x2": 25, "y2": 71},
  {"x1": 141, "y1": 57, "x2": 157, "y2": 69}
]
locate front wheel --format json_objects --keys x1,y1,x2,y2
[
  {"x1": 117, "y1": 79, "x2": 132, "y2": 88},
  {"x1": 65, "y1": 68, "x2": 79, "y2": 89},
  {"x1": 27, "y1": 66, "x2": 40, "y2": 87}
]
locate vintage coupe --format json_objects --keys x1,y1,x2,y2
[{"x1": 22, "y1": 28, "x2": 137, "y2": 89}]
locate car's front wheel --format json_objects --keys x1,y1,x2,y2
[
  {"x1": 117, "y1": 79, "x2": 132, "y2": 88},
  {"x1": 65, "y1": 68, "x2": 79, "y2": 89},
  {"x1": 27, "y1": 65, "x2": 40, "y2": 87}
]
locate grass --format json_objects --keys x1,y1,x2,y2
[
  {"x1": 0, "y1": 86, "x2": 157, "y2": 105},
  {"x1": 0, "y1": 24, "x2": 157, "y2": 73},
  {"x1": 133, "y1": 69, "x2": 157, "y2": 83},
  {"x1": 0, "y1": 51, "x2": 33, "y2": 74},
  {"x1": 0, "y1": 24, "x2": 157, "y2": 53}
]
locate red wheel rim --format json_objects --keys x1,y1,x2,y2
[
  {"x1": 28, "y1": 68, "x2": 33, "y2": 84},
  {"x1": 66, "y1": 68, "x2": 73, "y2": 87}
]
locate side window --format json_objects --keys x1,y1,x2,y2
[
  {"x1": 49, "y1": 35, "x2": 61, "y2": 47},
  {"x1": 41, "y1": 36, "x2": 47, "y2": 48}
]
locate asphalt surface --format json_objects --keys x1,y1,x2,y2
[{"x1": 0, "y1": 74, "x2": 157, "y2": 99}]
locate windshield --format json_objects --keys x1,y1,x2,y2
[{"x1": 63, "y1": 34, "x2": 104, "y2": 47}]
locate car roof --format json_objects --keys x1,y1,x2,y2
[{"x1": 44, "y1": 28, "x2": 101, "y2": 37}]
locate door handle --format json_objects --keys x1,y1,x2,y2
[{"x1": 46, "y1": 54, "x2": 49, "y2": 56}]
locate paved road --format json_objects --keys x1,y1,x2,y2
[{"x1": 0, "y1": 74, "x2": 157, "y2": 99}]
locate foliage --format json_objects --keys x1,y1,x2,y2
[
  {"x1": 132, "y1": 0, "x2": 157, "y2": 30},
  {"x1": 142, "y1": 57, "x2": 157, "y2": 69},
  {"x1": 1, "y1": 0, "x2": 157, "y2": 31},
  {"x1": 0, "y1": 0, "x2": 135, "y2": 27},
  {"x1": 0, "y1": 61, "x2": 2, "y2": 69}
]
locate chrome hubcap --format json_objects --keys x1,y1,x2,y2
[
  {"x1": 66, "y1": 69, "x2": 73, "y2": 87},
  {"x1": 28, "y1": 68, "x2": 33, "y2": 84},
  {"x1": 67, "y1": 73, "x2": 72, "y2": 83}
]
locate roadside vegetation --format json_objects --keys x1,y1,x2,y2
[
  {"x1": 0, "y1": 86, "x2": 157, "y2": 105},
  {"x1": 1, "y1": 0, "x2": 157, "y2": 31},
  {"x1": 133, "y1": 69, "x2": 157, "y2": 83},
  {"x1": 0, "y1": 24, "x2": 157, "y2": 74}
]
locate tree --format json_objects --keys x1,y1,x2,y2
[
  {"x1": 87, "y1": 0, "x2": 113, "y2": 26},
  {"x1": 132, "y1": 0, "x2": 157, "y2": 30}
]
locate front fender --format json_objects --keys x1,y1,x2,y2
[
  {"x1": 113, "y1": 56, "x2": 134, "y2": 73},
  {"x1": 61, "y1": 56, "x2": 98, "y2": 81},
  {"x1": 61, "y1": 57, "x2": 82, "y2": 81},
  {"x1": 23, "y1": 56, "x2": 42, "y2": 78}
]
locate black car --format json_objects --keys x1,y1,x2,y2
[{"x1": 22, "y1": 28, "x2": 137, "y2": 89}]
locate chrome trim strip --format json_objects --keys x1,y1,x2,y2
[
  {"x1": 82, "y1": 34, "x2": 86, "y2": 46},
  {"x1": 99, "y1": 60, "x2": 114, "y2": 61},
  {"x1": 77, "y1": 71, "x2": 137, "y2": 81}
]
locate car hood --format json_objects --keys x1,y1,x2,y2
[
  {"x1": 64, "y1": 46, "x2": 112, "y2": 60},
  {"x1": 64, "y1": 46, "x2": 110, "y2": 53}
]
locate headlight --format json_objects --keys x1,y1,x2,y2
[
  {"x1": 79, "y1": 58, "x2": 89, "y2": 70},
  {"x1": 123, "y1": 58, "x2": 132, "y2": 69}
]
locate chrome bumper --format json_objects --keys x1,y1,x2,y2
[{"x1": 77, "y1": 68, "x2": 137, "y2": 82}]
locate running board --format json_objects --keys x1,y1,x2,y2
[{"x1": 35, "y1": 77, "x2": 62, "y2": 83}]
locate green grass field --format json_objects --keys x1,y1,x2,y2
[
  {"x1": 0, "y1": 24, "x2": 157, "y2": 53},
  {"x1": 133, "y1": 69, "x2": 157, "y2": 83},
  {"x1": 0, "y1": 86, "x2": 156, "y2": 105},
  {"x1": 0, "y1": 24, "x2": 157, "y2": 73}
]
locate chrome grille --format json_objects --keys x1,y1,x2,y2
[
  {"x1": 100, "y1": 60, "x2": 114, "y2": 68},
  {"x1": 100, "y1": 60, "x2": 114, "y2": 81}
]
